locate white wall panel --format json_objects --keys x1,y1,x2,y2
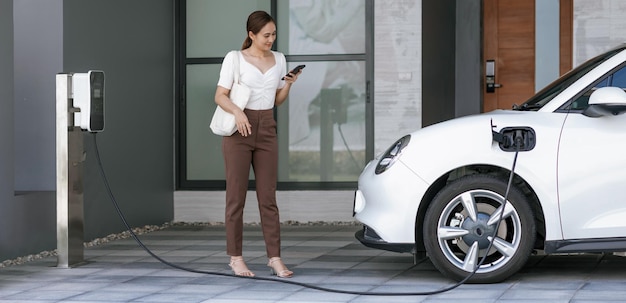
[
  {"x1": 373, "y1": 0, "x2": 422, "y2": 155},
  {"x1": 574, "y1": 0, "x2": 626, "y2": 65}
]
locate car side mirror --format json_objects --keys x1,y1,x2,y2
[{"x1": 583, "y1": 86, "x2": 626, "y2": 117}]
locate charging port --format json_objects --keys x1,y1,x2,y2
[{"x1": 496, "y1": 127, "x2": 536, "y2": 152}]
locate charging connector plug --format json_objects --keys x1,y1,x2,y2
[{"x1": 496, "y1": 127, "x2": 536, "y2": 152}]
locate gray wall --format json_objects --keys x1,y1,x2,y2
[
  {"x1": 14, "y1": 0, "x2": 63, "y2": 191},
  {"x1": 63, "y1": 0, "x2": 175, "y2": 239},
  {"x1": 422, "y1": 0, "x2": 481, "y2": 126},
  {"x1": 0, "y1": 0, "x2": 53, "y2": 260},
  {"x1": 455, "y1": 0, "x2": 481, "y2": 117},
  {"x1": 422, "y1": 0, "x2": 457, "y2": 126},
  {"x1": 0, "y1": 0, "x2": 16, "y2": 257},
  {"x1": 0, "y1": 0, "x2": 174, "y2": 261},
  {"x1": 1, "y1": 0, "x2": 63, "y2": 262},
  {"x1": 0, "y1": 0, "x2": 13, "y2": 201}
]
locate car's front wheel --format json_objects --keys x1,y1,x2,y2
[{"x1": 423, "y1": 174, "x2": 535, "y2": 283}]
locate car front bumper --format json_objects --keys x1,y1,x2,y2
[
  {"x1": 354, "y1": 225, "x2": 416, "y2": 253},
  {"x1": 352, "y1": 158, "x2": 429, "y2": 245}
]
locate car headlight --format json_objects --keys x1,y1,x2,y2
[{"x1": 375, "y1": 134, "x2": 411, "y2": 174}]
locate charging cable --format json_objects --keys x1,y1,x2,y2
[{"x1": 92, "y1": 132, "x2": 521, "y2": 296}]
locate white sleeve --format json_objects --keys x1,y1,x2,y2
[{"x1": 217, "y1": 51, "x2": 236, "y2": 90}]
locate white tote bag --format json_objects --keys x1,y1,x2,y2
[{"x1": 210, "y1": 51, "x2": 251, "y2": 136}]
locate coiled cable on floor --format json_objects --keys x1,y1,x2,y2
[{"x1": 92, "y1": 132, "x2": 520, "y2": 296}]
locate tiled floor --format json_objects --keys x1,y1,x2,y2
[{"x1": 2, "y1": 223, "x2": 626, "y2": 302}]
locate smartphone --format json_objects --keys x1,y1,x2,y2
[{"x1": 282, "y1": 64, "x2": 306, "y2": 80}]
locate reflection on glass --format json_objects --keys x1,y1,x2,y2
[
  {"x1": 186, "y1": 64, "x2": 256, "y2": 181},
  {"x1": 186, "y1": 64, "x2": 225, "y2": 180},
  {"x1": 186, "y1": 0, "x2": 271, "y2": 58},
  {"x1": 286, "y1": 0, "x2": 365, "y2": 55},
  {"x1": 281, "y1": 61, "x2": 366, "y2": 182}
]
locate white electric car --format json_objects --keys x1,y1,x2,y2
[{"x1": 354, "y1": 44, "x2": 626, "y2": 283}]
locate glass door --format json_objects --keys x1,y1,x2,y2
[{"x1": 178, "y1": 0, "x2": 373, "y2": 189}]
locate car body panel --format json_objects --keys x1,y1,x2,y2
[{"x1": 558, "y1": 112, "x2": 626, "y2": 239}]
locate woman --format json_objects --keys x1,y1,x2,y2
[{"x1": 214, "y1": 11, "x2": 301, "y2": 278}]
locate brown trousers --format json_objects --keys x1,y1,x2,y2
[{"x1": 222, "y1": 109, "x2": 281, "y2": 257}]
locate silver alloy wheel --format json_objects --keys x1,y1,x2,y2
[{"x1": 436, "y1": 189, "x2": 522, "y2": 274}]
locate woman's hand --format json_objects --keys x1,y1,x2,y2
[
  {"x1": 283, "y1": 69, "x2": 302, "y2": 84},
  {"x1": 234, "y1": 109, "x2": 252, "y2": 137},
  {"x1": 275, "y1": 69, "x2": 303, "y2": 106}
]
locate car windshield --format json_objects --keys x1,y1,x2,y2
[{"x1": 514, "y1": 46, "x2": 626, "y2": 111}]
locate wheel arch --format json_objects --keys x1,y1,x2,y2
[{"x1": 415, "y1": 164, "x2": 546, "y2": 252}]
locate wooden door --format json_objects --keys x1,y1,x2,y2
[
  {"x1": 483, "y1": 0, "x2": 573, "y2": 112},
  {"x1": 483, "y1": 0, "x2": 535, "y2": 112}
]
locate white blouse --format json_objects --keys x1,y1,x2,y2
[{"x1": 217, "y1": 50, "x2": 287, "y2": 110}]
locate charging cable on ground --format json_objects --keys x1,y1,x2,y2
[{"x1": 92, "y1": 132, "x2": 522, "y2": 296}]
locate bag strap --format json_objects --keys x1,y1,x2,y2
[{"x1": 232, "y1": 50, "x2": 241, "y2": 85}]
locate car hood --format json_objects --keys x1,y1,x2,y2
[{"x1": 396, "y1": 109, "x2": 566, "y2": 185}]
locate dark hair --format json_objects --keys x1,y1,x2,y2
[{"x1": 241, "y1": 11, "x2": 275, "y2": 50}]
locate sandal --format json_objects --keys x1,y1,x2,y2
[
  {"x1": 267, "y1": 257, "x2": 293, "y2": 278},
  {"x1": 229, "y1": 256, "x2": 255, "y2": 277}
]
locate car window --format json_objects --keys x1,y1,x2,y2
[
  {"x1": 516, "y1": 46, "x2": 626, "y2": 111},
  {"x1": 611, "y1": 66, "x2": 626, "y2": 87},
  {"x1": 569, "y1": 78, "x2": 609, "y2": 111},
  {"x1": 566, "y1": 64, "x2": 626, "y2": 111}
]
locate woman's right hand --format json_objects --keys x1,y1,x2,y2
[{"x1": 234, "y1": 109, "x2": 252, "y2": 137}]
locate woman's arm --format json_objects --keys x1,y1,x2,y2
[{"x1": 215, "y1": 86, "x2": 252, "y2": 136}]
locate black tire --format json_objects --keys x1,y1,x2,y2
[{"x1": 423, "y1": 174, "x2": 535, "y2": 283}]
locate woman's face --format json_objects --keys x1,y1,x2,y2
[{"x1": 249, "y1": 22, "x2": 276, "y2": 51}]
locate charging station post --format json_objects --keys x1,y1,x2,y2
[
  {"x1": 55, "y1": 71, "x2": 104, "y2": 268},
  {"x1": 56, "y1": 73, "x2": 85, "y2": 268}
]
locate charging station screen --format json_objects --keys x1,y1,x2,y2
[{"x1": 89, "y1": 72, "x2": 105, "y2": 131}]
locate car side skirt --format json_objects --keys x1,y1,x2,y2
[{"x1": 545, "y1": 237, "x2": 626, "y2": 254}]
